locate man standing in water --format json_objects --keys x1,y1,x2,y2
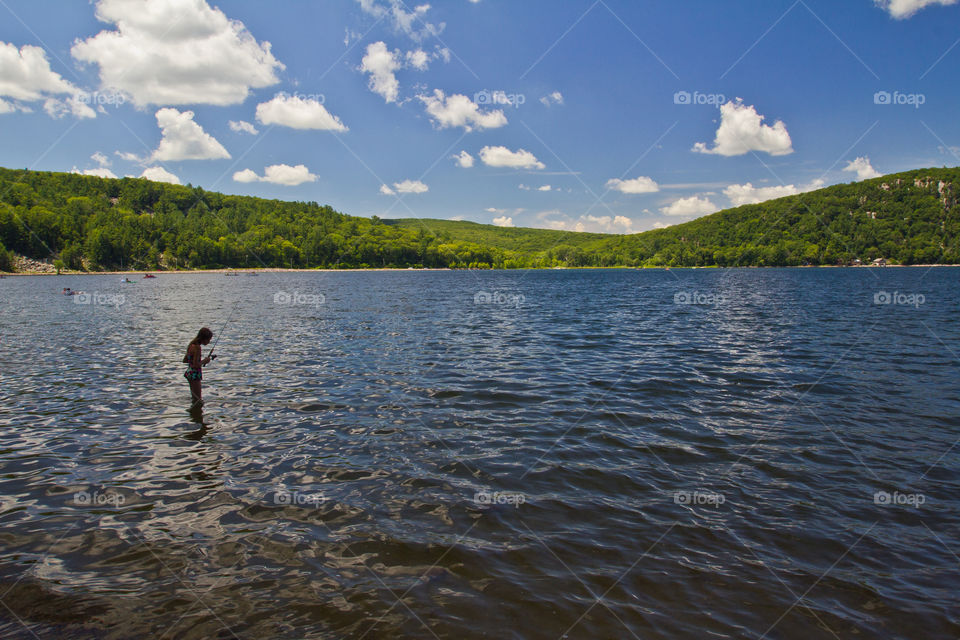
[{"x1": 183, "y1": 327, "x2": 217, "y2": 406}]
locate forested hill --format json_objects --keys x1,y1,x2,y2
[{"x1": 0, "y1": 165, "x2": 958, "y2": 272}]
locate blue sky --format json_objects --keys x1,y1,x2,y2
[{"x1": 1, "y1": 0, "x2": 959, "y2": 233}]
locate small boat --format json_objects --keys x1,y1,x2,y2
[
  {"x1": 142, "y1": 273, "x2": 156, "y2": 279},
  {"x1": 120, "y1": 277, "x2": 134, "y2": 283},
  {"x1": 224, "y1": 272, "x2": 240, "y2": 276}
]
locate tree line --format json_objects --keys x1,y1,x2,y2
[{"x1": 0, "y1": 166, "x2": 957, "y2": 271}]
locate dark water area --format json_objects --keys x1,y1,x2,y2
[{"x1": 0, "y1": 267, "x2": 957, "y2": 639}]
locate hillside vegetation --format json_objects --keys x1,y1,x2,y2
[{"x1": 0, "y1": 166, "x2": 957, "y2": 271}]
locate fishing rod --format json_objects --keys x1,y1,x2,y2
[{"x1": 208, "y1": 299, "x2": 241, "y2": 359}]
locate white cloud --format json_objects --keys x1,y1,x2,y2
[
  {"x1": 479, "y1": 145, "x2": 545, "y2": 169},
  {"x1": 539, "y1": 91, "x2": 564, "y2": 107},
  {"x1": 73, "y1": 167, "x2": 118, "y2": 179},
  {"x1": 91, "y1": 152, "x2": 110, "y2": 167},
  {"x1": 355, "y1": 0, "x2": 443, "y2": 41},
  {"x1": 876, "y1": 0, "x2": 958, "y2": 18},
  {"x1": 652, "y1": 221, "x2": 672, "y2": 229},
  {"x1": 0, "y1": 42, "x2": 95, "y2": 118},
  {"x1": 406, "y1": 49, "x2": 430, "y2": 70},
  {"x1": 485, "y1": 207, "x2": 506, "y2": 214},
  {"x1": 229, "y1": 120, "x2": 259, "y2": 135},
  {"x1": 723, "y1": 182, "x2": 799, "y2": 206},
  {"x1": 660, "y1": 196, "x2": 718, "y2": 217},
  {"x1": 140, "y1": 166, "x2": 180, "y2": 184},
  {"x1": 492, "y1": 216, "x2": 514, "y2": 227},
  {"x1": 232, "y1": 164, "x2": 318, "y2": 186},
  {"x1": 379, "y1": 184, "x2": 395, "y2": 195},
  {"x1": 255, "y1": 93, "x2": 347, "y2": 131},
  {"x1": 537, "y1": 185, "x2": 552, "y2": 192},
  {"x1": 453, "y1": 150, "x2": 474, "y2": 168},
  {"x1": 418, "y1": 89, "x2": 507, "y2": 131},
  {"x1": 71, "y1": 0, "x2": 283, "y2": 107},
  {"x1": 115, "y1": 151, "x2": 141, "y2": 163},
  {"x1": 606, "y1": 176, "x2": 659, "y2": 194},
  {"x1": 532, "y1": 211, "x2": 635, "y2": 234},
  {"x1": 843, "y1": 156, "x2": 881, "y2": 181},
  {"x1": 518, "y1": 184, "x2": 531, "y2": 191},
  {"x1": 693, "y1": 99, "x2": 793, "y2": 157},
  {"x1": 393, "y1": 179, "x2": 429, "y2": 194},
  {"x1": 361, "y1": 41, "x2": 401, "y2": 103},
  {"x1": 43, "y1": 95, "x2": 96, "y2": 120},
  {"x1": 150, "y1": 108, "x2": 230, "y2": 162},
  {"x1": 0, "y1": 42, "x2": 75, "y2": 101},
  {"x1": 582, "y1": 214, "x2": 635, "y2": 233}
]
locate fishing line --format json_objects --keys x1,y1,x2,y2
[{"x1": 209, "y1": 299, "x2": 241, "y2": 358}]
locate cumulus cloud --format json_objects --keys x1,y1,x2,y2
[
  {"x1": 354, "y1": 0, "x2": 443, "y2": 41},
  {"x1": 140, "y1": 166, "x2": 180, "y2": 184},
  {"x1": 71, "y1": 0, "x2": 283, "y2": 107},
  {"x1": 582, "y1": 214, "x2": 635, "y2": 233},
  {"x1": 532, "y1": 211, "x2": 635, "y2": 234},
  {"x1": 875, "y1": 0, "x2": 958, "y2": 17},
  {"x1": 0, "y1": 42, "x2": 95, "y2": 118},
  {"x1": 229, "y1": 120, "x2": 259, "y2": 135},
  {"x1": 43, "y1": 95, "x2": 97, "y2": 119},
  {"x1": 405, "y1": 49, "x2": 430, "y2": 70},
  {"x1": 537, "y1": 185, "x2": 552, "y2": 192},
  {"x1": 453, "y1": 150, "x2": 474, "y2": 168},
  {"x1": 539, "y1": 91, "x2": 564, "y2": 107},
  {"x1": 361, "y1": 41, "x2": 401, "y2": 103},
  {"x1": 233, "y1": 164, "x2": 318, "y2": 186},
  {"x1": 723, "y1": 183, "x2": 799, "y2": 206},
  {"x1": 693, "y1": 99, "x2": 793, "y2": 157},
  {"x1": 150, "y1": 108, "x2": 230, "y2": 162},
  {"x1": 256, "y1": 93, "x2": 347, "y2": 131},
  {"x1": 380, "y1": 180, "x2": 428, "y2": 195},
  {"x1": 493, "y1": 216, "x2": 514, "y2": 227},
  {"x1": 91, "y1": 152, "x2": 110, "y2": 167},
  {"x1": 393, "y1": 179, "x2": 429, "y2": 194},
  {"x1": 418, "y1": 89, "x2": 507, "y2": 131},
  {"x1": 606, "y1": 176, "x2": 659, "y2": 194},
  {"x1": 479, "y1": 146, "x2": 545, "y2": 169},
  {"x1": 73, "y1": 167, "x2": 118, "y2": 179},
  {"x1": 660, "y1": 196, "x2": 718, "y2": 217},
  {"x1": 843, "y1": 156, "x2": 881, "y2": 181}
]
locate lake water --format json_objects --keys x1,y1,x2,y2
[{"x1": 0, "y1": 268, "x2": 957, "y2": 639}]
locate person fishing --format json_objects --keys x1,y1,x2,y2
[{"x1": 183, "y1": 327, "x2": 217, "y2": 406}]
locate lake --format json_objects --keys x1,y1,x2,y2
[{"x1": 0, "y1": 268, "x2": 957, "y2": 639}]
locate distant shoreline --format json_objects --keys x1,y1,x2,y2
[{"x1": 3, "y1": 264, "x2": 957, "y2": 276}]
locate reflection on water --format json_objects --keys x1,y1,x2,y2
[{"x1": 0, "y1": 268, "x2": 958, "y2": 639}]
